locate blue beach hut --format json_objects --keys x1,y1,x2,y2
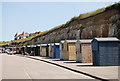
[
  {"x1": 92, "y1": 37, "x2": 120, "y2": 66},
  {"x1": 54, "y1": 43, "x2": 60, "y2": 58}
]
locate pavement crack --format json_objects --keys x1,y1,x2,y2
[{"x1": 23, "y1": 68, "x2": 32, "y2": 80}]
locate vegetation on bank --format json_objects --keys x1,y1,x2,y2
[
  {"x1": 0, "y1": 41, "x2": 11, "y2": 46},
  {"x1": 34, "y1": 2, "x2": 119, "y2": 38},
  {"x1": 0, "y1": 37, "x2": 32, "y2": 46}
]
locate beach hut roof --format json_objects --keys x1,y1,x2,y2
[
  {"x1": 50, "y1": 43, "x2": 54, "y2": 45},
  {"x1": 65, "y1": 40, "x2": 77, "y2": 43},
  {"x1": 54, "y1": 43, "x2": 60, "y2": 45},
  {"x1": 27, "y1": 45, "x2": 31, "y2": 47},
  {"x1": 93, "y1": 37, "x2": 119, "y2": 42},
  {"x1": 78, "y1": 39, "x2": 92, "y2": 43},
  {"x1": 30, "y1": 45, "x2": 36, "y2": 47},
  {"x1": 60, "y1": 40, "x2": 65, "y2": 43},
  {"x1": 36, "y1": 44, "x2": 40, "y2": 46},
  {"x1": 41, "y1": 44, "x2": 47, "y2": 46},
  {"x1": 47, "y1": 44, "x2": 50, "y2": 45}
]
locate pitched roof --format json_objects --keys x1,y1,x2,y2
[
  {"x1": 93, "y1": 37, "x2": 119, "y2": 41},
  {"x1": 14, "y1": 33, "x2": 18, "y2": 37},
  {"x1": 65, "y1": 40, "x2": 77, "y2": 43},
  {"x1": 77, "y1": 39, "x2": 92, "y2": 43},
  {"x1": 21, "y1": 32, "x2": 25, "y2": 36}
]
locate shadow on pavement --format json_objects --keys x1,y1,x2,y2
[
  {"x1": 76, "y1": 65, "x2": 113, "y2": 67},
  {"x1": 76, "y1": 65, "x2": 94, "y2": 67}
]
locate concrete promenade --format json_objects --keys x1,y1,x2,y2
[
  {"x1": 0, "y1": 53, "x2": 119, "y2": 80},
  {"x1": 25, "y1": 55, "x2": 119, "y2": 80},
  {"x1": 1, "y1": 54, "x2": 94, "y2": 79}
]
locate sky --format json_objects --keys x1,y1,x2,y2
[
  {"x1": 0, "y1": 2, "x2": 2, "y2": 42},
  {"x1": 0, "y1": 1, "x2": 117, "y2": 41}
]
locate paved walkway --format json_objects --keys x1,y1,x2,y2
[
  {"x1": 22, "y1": 55, "x2": 119, "y2": 80},
  {"x1": 1, "y1": 54, "x2": 95, "y2": 79}
]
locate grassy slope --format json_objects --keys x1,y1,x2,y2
[{"x1": 35, "y1": 2, "x2": 119, "y2": 38}]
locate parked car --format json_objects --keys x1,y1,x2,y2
[
  {"x1": 5, "y1": 48, "x2": 14, "y2": 55},
  {"x1": 8, "y1": 51, "x2": 13, "y2": 55}
]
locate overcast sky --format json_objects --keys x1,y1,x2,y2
[{"x1": 0, "y1": 2, "x2": 117, "y2": 41}]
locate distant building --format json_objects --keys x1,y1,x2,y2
[
  {"x1": 14, "y1": 33, "x2": 19, "y2": 40},
  {"x1": 14, "y1": 32, "x2": 29, "y2": 40},
  {"x1": 14, "y1": 31, "x2": 42, "y2": 40}
]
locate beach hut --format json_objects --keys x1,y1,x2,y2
[
  {"x1": 21, "y1": 46, "x2": 25, "y2": 55},
  {"x1": 40, "y1": 44, "x2": 47, "y2": 57},
  {"x1": 36, "y1": 44, "x2": 41, "y2": 56},
  {"x1": 60, "y1": 41, "x2": 64, "y2": 60},
  {"x1": 26, "y1": 45, "x2": 31, "y2": 54},
  {"x1": 62, "y1": 40, "x2": 77, "y2": 60},
  {"x1": 33, "y1": 45, "x2": 40, "y2": 56},
  {"x1": 54, "y1": 43, "x2": 60, "y2": 58},
  {"x1": 76, "y1": 39, "x2": 92, "y2": 63},
  {"x1": 92, "y1": 37, "x2": 120, "y2": 66},
  {"x1": 48, "y1": 43, "x2": 54, "y2": 58},
  {"x1": 30, "y1": 45, "x2": 36, "y2": 56},
  {"x1": 17, "y1": 46, "x2": 22, "y2": 54}
]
